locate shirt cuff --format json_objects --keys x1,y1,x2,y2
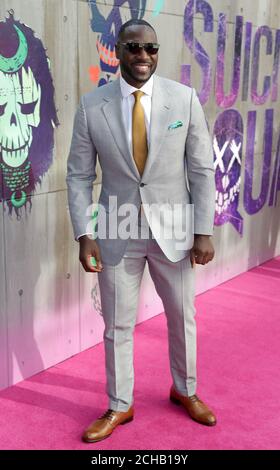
[{"x1": 76, "y1": 233, "x2": 93, "y2": 242}]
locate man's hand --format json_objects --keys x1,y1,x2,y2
[
  {"x1": 79, "y1": 235, "x2": 103, "y2": 273},
  {"x1": 190, "y1": 234, "x2": 215, "y2": 268}
]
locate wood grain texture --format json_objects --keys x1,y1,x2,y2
[
  {"x1": 0, "y1": 0, "x2": 280, "y2": 389},
  {"x1": 0, "y1": 203, "x2": 8, "y2": 389}
]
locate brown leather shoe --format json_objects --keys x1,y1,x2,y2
[
  {"x1": 82, "y1": 407, "x2": 134, "y2": 443},
  {"x1": 170, "y1": 385, "x2": 216, "y2": 426}
]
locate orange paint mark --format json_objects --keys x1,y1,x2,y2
[{"x1": 89, "y1": 65, "x2": 100, "y2": 83}]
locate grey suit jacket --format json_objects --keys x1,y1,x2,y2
[{"x1": 66, "y1": 74, "x2": 215, "y2": 265}]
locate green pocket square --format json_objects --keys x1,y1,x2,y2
[{"x1": 168, "y1": 120, "x2": 183, "y2": 130}]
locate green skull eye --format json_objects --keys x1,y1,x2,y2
[
  {"x1": 0, "y1": 102, "x2": 7, "y2": 116},
  {"x1": 18, "y1": 99, "x2": 38, "y2": 115}
]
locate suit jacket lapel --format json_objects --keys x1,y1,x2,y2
[
  {"x1": 101, "y1": 75, "x2": 171, "y2": 181},
  {"x1": 101, "y1": 78, "x2": 139, "y2": 179},
  {"x1": 142, "y1": 75, "x2": 171, "y2": 181}
]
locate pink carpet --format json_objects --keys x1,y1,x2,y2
[{"x1": 0, "y1": 256, "x2": 280, "y2": 450}]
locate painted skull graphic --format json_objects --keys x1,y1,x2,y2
[
  {"x1": 0, "y1": 66, "x2": 41, "y2": 169},
  {"x1": 88, "y1": 0, "x2": 147, "y2": 86},
  {"x1": 0, "y1": 13, "x2": 59, "y2": 215},
  {"x1": 213, "y1": 110, "x2": 243, "y2": 234}
]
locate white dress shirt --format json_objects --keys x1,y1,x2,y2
[
  {"x1": 119, "y1": 73, "x2": 154, "y2": 152},
  {"x1": 77, "y1": 74, "x2": 154, "y2": 241}
]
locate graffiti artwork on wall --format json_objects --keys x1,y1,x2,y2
[
  {"x1": 91, "y1": 281, "x2": 103, "y2": 316},
  {"x1": 0, "y1": 12, "x2": 59, "y2": 215},
  {"x1": 87, "y1": 0, "x2": 280, "y2": 236},
  {"x1": 88, "y1": 0, "x2": 165, "y2": 86},
  {"x1": 213, "y1": 110, "x2": 243, "y2": 233},
  {"x1": 182, "y1": 0, "x2": 280, "y2": 235}
]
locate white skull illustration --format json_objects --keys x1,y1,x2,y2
[
  {"x1": 0, "y1": 66, "x2": 41, "y2": 168},
  {"x1": 213, "y1": 136, "x2": 242, "y2": 215}
]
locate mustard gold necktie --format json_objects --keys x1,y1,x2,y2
[{"x1": 132, "y1": 90, "x2": 148, "y2": 176}]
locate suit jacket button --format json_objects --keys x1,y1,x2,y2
[{"x1": 140, "y1": 183, "x2": 146, "y2": 187}]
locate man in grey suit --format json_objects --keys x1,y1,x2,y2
[{"x1": 66, "y1": 19, "x2": 217, "y2": 443}]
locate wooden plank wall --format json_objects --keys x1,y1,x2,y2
[{"x1": 0, "y1": 0, "x2": 279, "y2": 389}]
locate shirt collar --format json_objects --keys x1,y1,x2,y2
[{"x1": 120, "y1": 73, "x2": 154, "y2": 98}]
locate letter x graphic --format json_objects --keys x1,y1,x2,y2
[{"x1": 213, "y1": 137, "x2": 242, "y2": 172}]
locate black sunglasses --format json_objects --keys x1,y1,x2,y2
[{"x1": 117, "y1": 42, "x2": 160, "y2": 55}]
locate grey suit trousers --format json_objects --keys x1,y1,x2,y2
[{"x1": 98, "y1": 209, "x2": 197, "y2": 412}]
